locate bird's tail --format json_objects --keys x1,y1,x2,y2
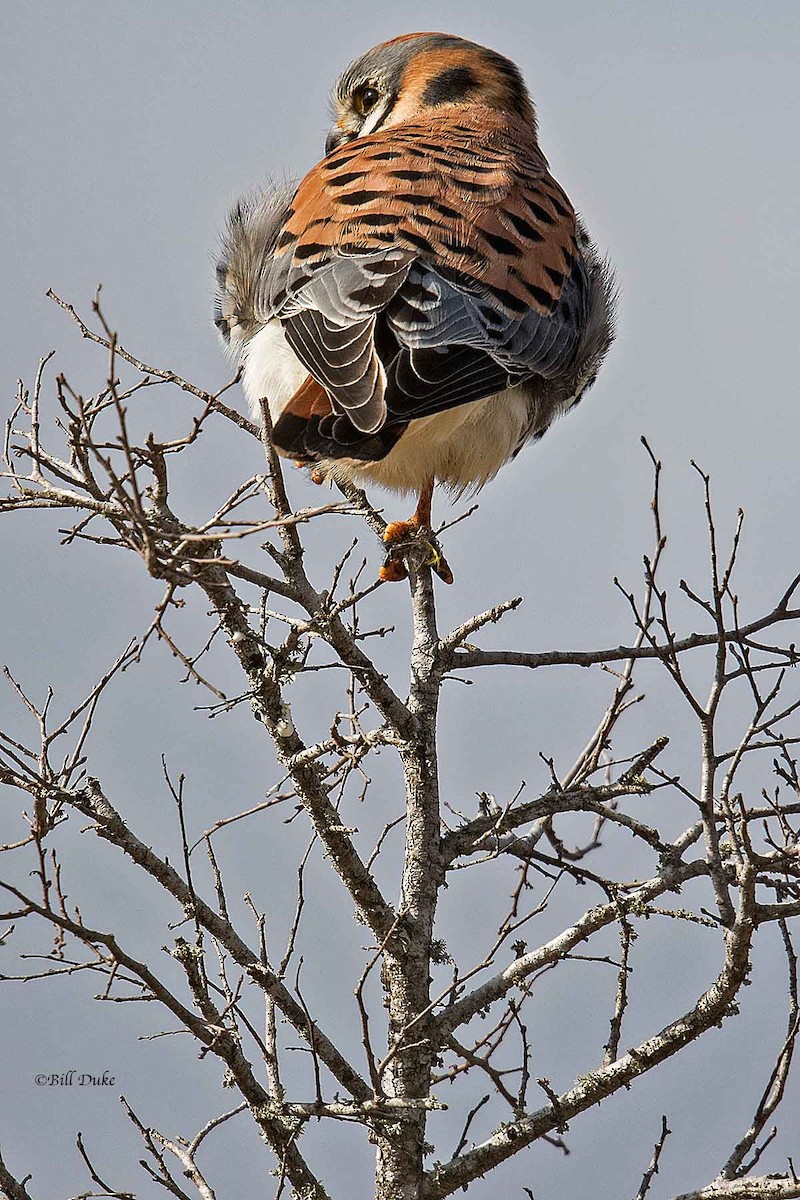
[{"x1": 214, "y1": 179, "x2": 297, "y2": 353}]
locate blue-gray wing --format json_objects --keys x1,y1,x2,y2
[{"x1": 214, "y1": 110, "x2": 605, "y2": 461}]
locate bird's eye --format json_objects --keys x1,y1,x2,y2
[{"x1": 354, "y1": 85, "x2": 380, "y2": 116}]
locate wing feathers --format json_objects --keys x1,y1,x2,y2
[{"x1": 251, "y1": 110, "x2": 596, "y2": 458}]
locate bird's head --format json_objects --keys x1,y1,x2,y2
[{"x1": 325, "y1": 32, "x2": 536, "y2": 154}]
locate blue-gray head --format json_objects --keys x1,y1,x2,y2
[{"x1": 325, "y1": 32, "x2": 537, "y2": 154}]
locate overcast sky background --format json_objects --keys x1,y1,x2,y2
[{"x1": 1, "y1": 2, "x2": 800, "y2": 1197}]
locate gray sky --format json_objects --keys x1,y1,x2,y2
[{"x1": 2, "y1": 2, "x2": 800, "y2": 1197}]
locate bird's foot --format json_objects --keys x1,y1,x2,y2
[
  {"x1": 378, "y1": 557, "x2": 408, "y2": 583},
  {"x1": 379, "y1": 520, "x2": 454, "y2": 584},
  {"x1": 383, "y1": 518, "x2": 419, "y2": 544}
]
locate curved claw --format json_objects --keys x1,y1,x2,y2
[{"x1": 423, "y1": 542, "x2": 454, "y2": 585}]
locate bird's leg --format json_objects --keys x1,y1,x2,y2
[
  {"x1": 383, "y1": 477, "x2": 435, "y2": 544},
  {"x1": 379, "y1": 478, "x2": 454, "y2": 584}
]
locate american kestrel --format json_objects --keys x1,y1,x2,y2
[{"x1": 216, "y1": 32, "x2": 616, "y2": 582}]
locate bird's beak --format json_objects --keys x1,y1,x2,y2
[{"x1": 325, "y1": 127, "x2": 348, "y2": 155}]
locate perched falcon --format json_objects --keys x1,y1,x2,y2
[{"x1": 216, "y1": 32, "x2": 616, "y2": 581}]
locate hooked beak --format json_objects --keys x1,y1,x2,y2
[{"x1": 325, "y1": 127, "x2": 348, "y2": 156}]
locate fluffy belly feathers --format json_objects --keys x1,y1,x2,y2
[{"x1": 242, "y1": 321, "x2": 529, "y2": 496}]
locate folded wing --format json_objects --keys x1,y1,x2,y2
[{"x1": 228, "y1": 112, "x2": 590, "y2": 460}]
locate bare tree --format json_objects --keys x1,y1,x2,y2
[{"x1": 2, "y1": 294, "x2": 800, "y2": 1199}]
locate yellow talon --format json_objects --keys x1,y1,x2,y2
[
  {"x1": 423, "y1": 541, "x2": 454, "y2": 585},
  {"x1": 424, "y1": 541, "x2": 441, "y2": 568}
]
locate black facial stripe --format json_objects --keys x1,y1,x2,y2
[
  {"x1": 421, "y1": 66, "x2": 480, "y2": 107},
  {"x1": 335, "y1": 34, "x2": 466, "y2": 106}
]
